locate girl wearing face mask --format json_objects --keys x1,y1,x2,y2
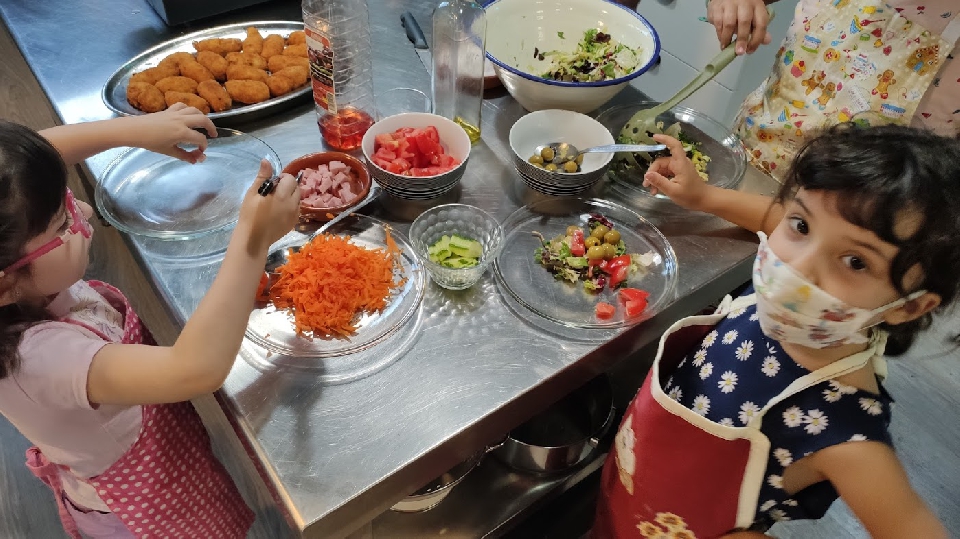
[{"x1": 592, "y1": 124, "x2": 959, "y2": 539}]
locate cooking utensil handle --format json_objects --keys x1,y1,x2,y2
[
  {"x1": 311, "y1": 183, "x2": 382, "y2": 238},
  {"x1": 401, "y1": 11, "x2": 429, "y2": 49},
  {"x1": 585, "y1": 144, "x2": 667, "y2": 154},
  {"x1": 646, "y1": 7, "x2": 775, "y2": 118}
]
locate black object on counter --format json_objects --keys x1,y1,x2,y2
[{"x1": 145, "y1": 0, "x2": 273, "y2": 26}]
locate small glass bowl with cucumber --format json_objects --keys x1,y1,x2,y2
[{"x1": 409, "y1": 204, "x2": 504, "y2": 290}]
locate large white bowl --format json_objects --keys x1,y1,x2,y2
[
  {"x1": 361, "y1": 113, "x2": 471, "y2": 199},
  {"x1": 485, "y1": 0, "x2": 660, "y2": 114}
]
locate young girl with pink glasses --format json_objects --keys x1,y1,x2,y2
[{"x1": 0, "y1": 104, "x2": 300, "y2": 538}]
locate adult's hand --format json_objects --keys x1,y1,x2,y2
[{"x1": 707, "y1": 0, "x2": 773, "y2": 55}]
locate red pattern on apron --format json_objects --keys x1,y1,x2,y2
[{"x1": 25, "y1": 280, "x2": 254, "y2": 538}]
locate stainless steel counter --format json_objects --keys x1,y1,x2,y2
[{"x1": 0, "y1": 1, "x2": 779, "y2": 537}]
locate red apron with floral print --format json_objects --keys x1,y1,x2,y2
[
  {"x1": 25, "y1": 280, "x2": 254, "y2": 539},
  {"x1": 592, "y1": 295, "x2": 875, "y2": 538}
]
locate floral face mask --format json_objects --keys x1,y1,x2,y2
[{"x1": 752, "y1": 232, "x2": 924, "y2": 348}]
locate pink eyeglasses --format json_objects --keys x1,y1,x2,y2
[{"x1": 0, "y1": 189, "x2": 93, "y2": 279}]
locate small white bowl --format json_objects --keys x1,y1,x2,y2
[
  {"x1": 361, "y1": 113, "x2": 471, "y2": 199},
  {"x1": 509, "y1": 109, "x2": 615, "y2": 194},
  {"x1": 485, "y1": 0, "x2": 660, "y2": 113}
]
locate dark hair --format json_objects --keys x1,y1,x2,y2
[
  {"x1": 775, "y1": 124, "x2": 960, "y2": 356},
  {"x1": 0, "y1": 120, "x2": 68, "y2": 378}
]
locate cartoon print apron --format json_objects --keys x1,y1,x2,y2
[
  {"x1": 592, "y1": 294, "x2": 882, "y2": 538},
  {"x1": 736, "y1": 0, "x2": 960, "y2": 179},
  {"x1": 24, "y1": 281, "x2": 254, "y2": 539}
]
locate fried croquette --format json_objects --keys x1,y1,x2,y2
[
  {"x1": 196, "y1": 50, "x2": 228, "y2": 80},
  {"x1": 197, "y1": 80, "x2": 232, "y2": 112},
  {"x1": 224, "y1": 51, "x2": 268, "y2": 70},
  {"x1": 129, "y1": 64, "x2": 180, "y2": 85},
  {"x1": 273, "y1": 65, "x2": 309, "y2": 87},
  {"x1": 164, "y1": 91, "x2": 211, "y2": 113},
  {"x1": 268, "y1": 55, "x2": 309, "y2": 73},
  {"x1": 242, "y1": 27, "x2": 264, "y2": 55},
  {"x1": 154, "y1": 75, "x2": 199, "y2": 94},
  {"x1": 126, "y1": 82, "x2": 167, "y2": 112},
  {"x1": 261, "y1": 34, "x2": 285, "y2": 58},
  {"x1": 192, "y1": 38, "x2": 243, "y2": 55},
  {"x1": 179, "y1": 60, "x2": 216, "y2": 83},
  {"x1": 286, "y1": 30, "x2": 306, "y2": 45},
  {"x1": 266, "y1": 74, "x2": 297, "y2": 97},
  {"x1": 224, "y1": 80, "x2": 270, "y2": 104},
  {"x1": 157, "y1": 51, "x2": 196, "y2": 72},
  {"x1": 226, "y1": 64, "x2": 269, "y2": 84},
  {"x1": 282, "y1": 44, "x2": 308, "y2": 58}
]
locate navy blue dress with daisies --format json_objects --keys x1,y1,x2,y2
[{"x1": 663, "y1": 299, "x2": 894, "y2": 529}]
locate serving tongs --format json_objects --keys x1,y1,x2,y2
[{"x1": 618, "y1": 7, "x2": 776, "y2": 161}]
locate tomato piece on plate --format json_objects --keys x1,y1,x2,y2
[
  {"x1": 619, "y1": 288, "x2": 650, "y2": 304},
  {"x1": 570, "y1": 229, "x2": 586, "y2": 256},
  {"x1": 624, "y1": 299, "x2": 648, "y2": 318},
  {"x1": 609, "y1": 266, "x2": 629, "y2": 288},
  {"x1": 595, "y1": 302, "x2": 616, "y2": 320}
]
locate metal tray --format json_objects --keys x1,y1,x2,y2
[{"x1": 101, "y1": 21, "x2": 310, "y2": 123}]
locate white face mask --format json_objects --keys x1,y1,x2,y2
[{"x1": 752, "y1": 232, "x2": 924, "y2": 348}]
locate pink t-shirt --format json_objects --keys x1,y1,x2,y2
[{"x1": 0, "y1": 281, "x2": 142, "y2": 512}]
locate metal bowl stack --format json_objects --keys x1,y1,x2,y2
[
  {"x1": 361, "y1": 112, "x2": 471, "y2": 200},
  {"x1": 509, "y1": 109, "x2": 614, "y2": 196}
]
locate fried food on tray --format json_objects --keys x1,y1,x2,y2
[
  {"x1": 192, "y1": 37, "x2": 243, "y2": 55},
  {"x1": 242, "y1": 27, "x2": 264, "y2": 55},
  {"x1": 224, "y1": 80, "x2": 270, "y2": 104},
  {"x1": 164, "y1": 91, "x2": 211, "y2": 113},
  {"x1": 268, "y1": 55, "x2": 309, "y2": 73},
  {"x1": 226, "y1": 64, "x2": 269, "y2": 84},
  {"x1": 125, "y1": 29, "x2": 311, "y2": 115},
  {"x1": 197, "y1": 80, "x2": 232, "y2": 112},
  {"x1": 179, "y1": 60, "x2": 216, "y2": 83},
  {"x1": 224, "y1": 51, "x2": 268, "y2": 70},
  {"x1": 154, "y1": 75, "x2": 199, "y2": 94},
  {"x1": 287, "y1": 30, "x2": 306, "y2": 45},
  {"x1": 282, "y1": 44, "x2": 308, "y2": 58},
  {"x1": 196, "y1": 50, "x2": 228, "y2": 81},
  {"x1": 261, "y1": 34, "x2": 285, "y2": 58},
  {"x1": 158, "y1": 51, "x2": 196, "y2": 72},
  {"x1": 274, "y1": 65, "x2": 309, "y2": 87},
  {"x1": 127, "y1": 82, "x2": 166, "y2": 112},
  {"x1": 129, "y1": 64, "x2": 180, "y2": 85}
]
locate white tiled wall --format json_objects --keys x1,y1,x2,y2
[{"x1": 629, "y1": 0, "x2": 800, "y2": 127}]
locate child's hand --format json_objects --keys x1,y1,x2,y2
[
  {"x1": 237, "y1": 159, "x2": 300, "y2": 255},
  {"x1": 129, "y1": 103, "x2": 218, "y2": 164},
  {"x1": 643, "y1": 134, "x2": 712, "y2": 212}
]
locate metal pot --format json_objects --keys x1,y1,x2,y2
[
  {"x1": 492, "y1": 375, "x2": 614, "y2": 474},
  {"x1": 389, "y1": 451, "x2": 483, "y2": 513}
]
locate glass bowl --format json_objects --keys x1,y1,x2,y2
[
  {"x1": 594, "y1": 102, "x2": 747, "y2": 199},
  {"x1": 409, "y1": 204, "x2": 504, "y2": 290}
]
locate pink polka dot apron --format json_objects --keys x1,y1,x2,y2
[
  {"x1": 736, "y1": 0, "x2": 960, "y2": 180},
  {"x1": 591, "y1": 295, "x2": 875, "y2": 538},
  {"x1": 24, "y1": 280, "x2": 254, "y2": 539}
]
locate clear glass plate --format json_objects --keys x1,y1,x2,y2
[
  {"x1": 594, "y1": 102, "x2": 747, "y2": 199},
  {"x1": 494, "y1": 198, "x2": 678, "y2": 329},
  {"x1": 95, "y1": 128, "x2": 280, "y2": 240},
  {"x1": 244, "y1": 214, "x2": 425, "y2": 358}
]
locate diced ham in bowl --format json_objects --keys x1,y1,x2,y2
[
  {"x1": 282, "y1": 151, "x2": 371, "y2": 222},
  {"x1": 299, "y1": 161, "x2": 359, "y2": 208}
]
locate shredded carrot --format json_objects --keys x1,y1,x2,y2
[{"x1": 268, "y1": 232, "x2": 403, "y2": 338}]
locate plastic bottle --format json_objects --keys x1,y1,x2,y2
[
  {"x1": 302, "y1": 0, "x2": 376, "y2": 151},
  {"x1": 432, "y1": 0, "x2": 486, "y2": 144}
]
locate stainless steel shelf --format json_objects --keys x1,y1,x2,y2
[{"x1": 371, "y1": 451, "x2": 607, "y2": 538}]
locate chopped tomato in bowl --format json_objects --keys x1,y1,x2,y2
[{"x1": 370, "y1": 125, "x2": 461, "y2": 177}]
